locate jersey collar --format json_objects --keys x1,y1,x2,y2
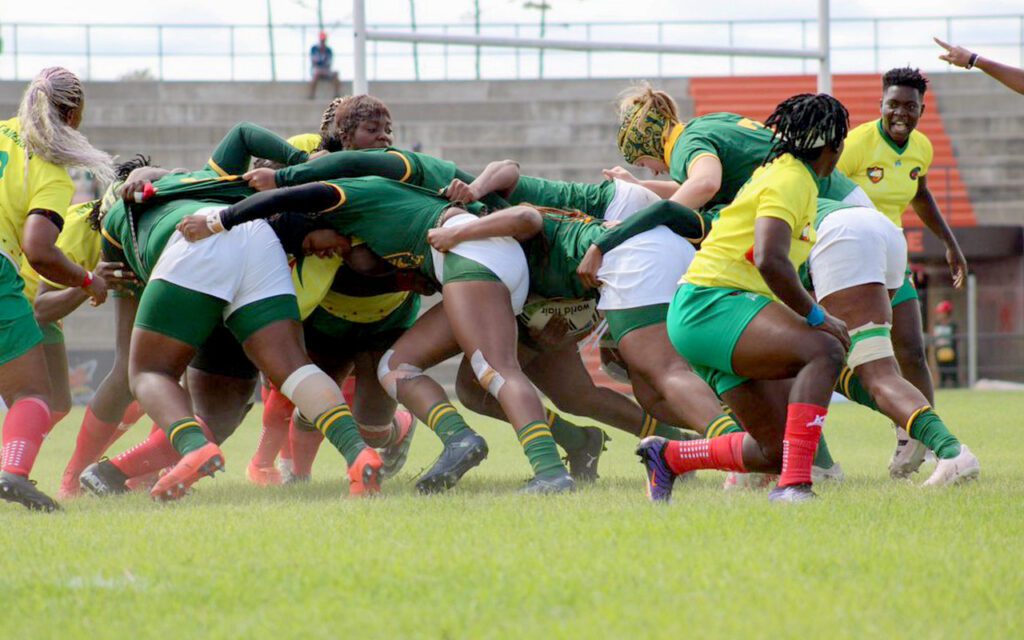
[
  {"x1": 876, "y1": 119, "x2": 910, "y2": 155},
  {"x1": 662, "y1": 122, "x2": 686, "y2": 167}
]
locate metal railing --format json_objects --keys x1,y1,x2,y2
[{"x1": 0, "y1": 14, "x2": 1022, "y2": 82}]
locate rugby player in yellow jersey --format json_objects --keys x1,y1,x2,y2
[
  {"x1": 836, "y1": 67, "x2": 968, "y2": 479},
  {"x1": 638, "y1": 94, "x2": 852, "y2": 504},
  {"x1": 0, "y1": 67, "x2": 114, "y2": 511}
]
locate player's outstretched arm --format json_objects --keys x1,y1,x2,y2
[
  {"x1": 936, "y1": 37, "x2": 1024, "y2": 95},
  {"x1": 427, "y1": 205, "x2": 541, "y2": 253}
]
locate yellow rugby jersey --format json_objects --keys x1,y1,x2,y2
[
  {"x1": 287, "y1": 133, "x2": 322, "y2": 154},
  {"x1": 683, "y1": 154, "x2": 818, "y2": 299},
  {"x1": 0, "y1": 117, "x2": 75, "y2": 266},
  {"x1": 292, "y1": 253, "x2": 410, "y2": 323},
  {"x1": 836, "y1": 119, "x2": 932, "y2": 227},
  {"x1": 20, "y1": 199, "x2": 101, "y2": 301}
]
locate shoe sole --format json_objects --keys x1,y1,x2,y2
[
  {"x1": 152, "y1": 454, "x2": 224, "y2": 502},
  {"x1": 351, "y1": 462, "x2": 384, "y2": 496},
  {"x1": 415, "y1": 442, "x2": 488, "y2": 495},
  {"x1": 0, "y1": 481, "x2": 60, "y2": 512}
]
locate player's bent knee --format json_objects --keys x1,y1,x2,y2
[
  {"x1": 470, "y1": 350, "x2": 507, "y2": 398},
  {"x1": 377, "y1": 349, "x2": 425, "y2": 400}
]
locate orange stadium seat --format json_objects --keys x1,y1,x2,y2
[{"x1": 689, "y1": 74, "x2": 977, "y2": 227}]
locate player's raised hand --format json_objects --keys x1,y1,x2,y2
[
  {"x1": 934, "y1": 37, "x2": 974, "y2": 68},
  {"x1": 442, "y1": 178, "x2": 477, "y2": 204},
  {"x1": 177, "y1": 215, "x2": 215, "y2": 242},
  {"x1": 602, "y1": 166, "x2": 640, "y2": 184},
  {"x1": 244, "y1": 168, "x2": 278, "y2": 191}
]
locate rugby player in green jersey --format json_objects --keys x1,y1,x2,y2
[
  {"x1": 179, "y1": 176, "x2": 577, "y2": 494},
  {"x1": 424, "y1": 192, "x2": 748, "y2": 451}
]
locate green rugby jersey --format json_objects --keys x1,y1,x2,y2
[
  {"x1": 508, "y1": 176, "x2": 616, "y2": 217},
  {"x1": 101, "y1": 199, "x2": 212, "y2": 283},
  {"x1": 319, "y1": 176, "x2": 482, "y2": 277},
  {"x1": 275, "y1": 147, "x2": 459, "y2": 194},
  {"x1": 667, "y1": 112, "x2": 774, "y2": 210}
]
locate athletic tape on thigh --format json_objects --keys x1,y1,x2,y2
[
  {"x1": 847, "y1": 322, "x2": 894, "y2": 369},
  {"x1": 281, "y1": 364, "x2": 321, "y2": 399},
  {"x1": 376, "y1": 349, "x2": 424, "y2": 400},
  {"x1": 470, "y1": 349, "x2": 506, "y2": 398}
]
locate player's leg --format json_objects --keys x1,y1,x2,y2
[
  {"x1": 41, "y1": 337, "x2": 71, "y2": 426},
  {"x1": 379, "y1": 303, "x2": 485, "y2": 493},
  {"x1": 821, "y1": 282, "x2": 977, "y2": 486},
  {"x1": 443, "y1": 278, "x2": 573, "y2": 492}
]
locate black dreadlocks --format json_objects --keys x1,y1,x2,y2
[
  {"x1": 763, "y1": 93, "x2": 849, "y2": 165},
  {"x1": 88, "y1": 154, "x2": 153, "y2": 230},
  {"x1": 883, "y1": 67, "x2": 928, "y2": 96}
]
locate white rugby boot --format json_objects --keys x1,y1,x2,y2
[
  {"x1": 922, "y1": 445, "x2": 980, "y2": 487},
  {"x1": 889, "y1": 425, "x2": 927, "y2": 479}
]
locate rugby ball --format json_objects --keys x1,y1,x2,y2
[{"x1": 518, "y1": 296, "x2": 600, "y2": 338}]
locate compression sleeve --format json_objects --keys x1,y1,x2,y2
[
  {"x1": 220, "y1": 183, "x2": 342, "y2": 230},
  {"x1": 592, "y1": 200, "x2": 705, "y2": 254},
  {"x1": 274, "y1": 150, "x2": 410, "y2": 186},
  {"x1": 207, "y1": 121, "x2": 309, "y2": 176}
]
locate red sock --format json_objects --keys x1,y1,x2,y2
[
  {"x1": 290, "y1": 417, "x2": 324, "y2": 478},
  {"x1": 342, "y1": 376, "x2": 356, "y2": 406},
  {"x1": 252, "y1": 388, "x2": 293, "y2": 468},
  {"x1": 62, "y1": 407, "x2": 121, "y2": 484},
  {"x1": 778, "y1": 403, "x2": 827, "y2": 487},
  {"x1": 120, "y1": 401, "x2": 145, "y2": 427},
  {"x1": 1, "y1": 397, "x2": 52, "y2": 477},
  {"x1": 664, "y1": 432, "x2": 747, "y2": 475},
  {"x1": 110, "y1": 423, "x2": 181, "y2": 478}
]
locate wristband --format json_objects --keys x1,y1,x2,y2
[
  {"x1": 966, "y1": 53, "x2": 979, "y2": 69},
  {"x1": 806, "y1": 303, "x2": 826, "y2": 327},
  {"x1": 81, "y1": 271, "x2": 94, "y2": 289},
  {"x1": 206, "y1": 209, "x2": 226, "y2": 234}
]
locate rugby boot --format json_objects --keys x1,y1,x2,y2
[
  {"x1": 79, "y1": 459, "x2": 130, "y2": 497},
  {"x1": 379, "y1": 410, "x2": 417, "y2": 480},
  {"x1": 563, "y1": 426, "x2": 608, "y2": 483},
  {"x1": 768, "y1": 483, "x2": 817, "y2": 503},
  {"x1": 415, "y1": 429, "x2": 488, "y2": 494},
  {"x1": 723, "y1": 471, "x2": 777, "y2": 491},
  {"x1": 150, "y1": 442, "x2": 224, "y2": 502},
  {"x1": 812, "y1": 462, "x2": 845, "y2": 484},
  {"x1": 246, "y1": 460, "x2": 283, "y2": 486},
  {"x1": 348, "y1": 447, "x2": 384, "y2": 497},
  {"x1": 635, "y1": 436, "x2": 676, "y2": 503},
  {"x1": 889, "y1": 425, "x2": 927, "y2": 479},
  {"x1": 0, "y1": 471, "x2": 60, "y2": 512},
  {"x1": 922, "y1": 445, "x2": 980, "y2": 487},
  {"x1": 520, "y1": 469, "x2": 576, "y2": 495}
]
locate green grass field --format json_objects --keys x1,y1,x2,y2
[{"x1": 2, "y1": 390, "x2": 1023, "y2": 639}]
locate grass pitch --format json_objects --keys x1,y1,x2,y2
[{"x1": 2, "y1": 390, "x2": 1022, "y2": 639}]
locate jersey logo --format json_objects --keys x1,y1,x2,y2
[
  {"x1": 910, "y1": 167, "x2": 921, "y2": 180},
  {"x1": 383, "y1": 252, "x2": 423, "y2": 270},
  {"x1": 867, "y1": 167, "x2": 884, "y2": 183}
]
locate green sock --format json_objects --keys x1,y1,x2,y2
[
  {"x1": 704, "y1": 413, "x2": 743, "y2": 438},
  {"x1": 516, "y1": 421, "x2": 566, "y2": 478},
  {"x1": 909, "y1": 408, "x2": 961, "y2": 459},
  {"x1": 166, "y1": 418, "x2": 208, "y2": 456},
  {"x1": 546, "y1": 409, "x2": 587, "y2": 451},
  {"x1": 315, "y1": 405, "x2": 365, "y2": 465},
  {"x1": 426, "y1": 402, "x2": 470, "y2": 445},
  {"x1": 813, "y1": 434, "x2": 835, "y2": 469},
  {"x1": 837, "y1": 367, "x2": 878, "y2": 410}
]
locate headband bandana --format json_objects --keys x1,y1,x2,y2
[{"x1": 616, "y1": 101, "x2": 672, "y2": 164}]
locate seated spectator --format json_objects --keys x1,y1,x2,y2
[{"x1": 309, "y1": 31, "x2": 342, "y2": 100}]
